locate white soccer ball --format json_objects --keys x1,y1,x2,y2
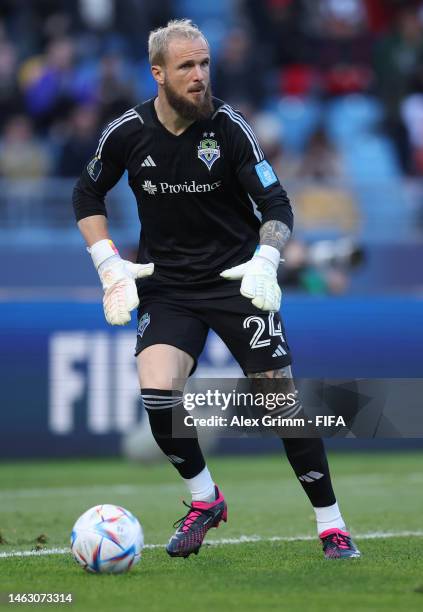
[{"x1": 71, "y1": 504, "x2": 144, "y2": 573}]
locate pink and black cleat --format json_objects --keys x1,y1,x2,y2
[
  {"x1": 320, "y1": 528, "x2": 361, "y2": 559},
  {"x1": 166, "y1": 486, "x2": 227, "y2": 558}
]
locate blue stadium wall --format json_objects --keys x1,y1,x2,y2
[{"x1": 1, "y1": 296, "x2": 422, "y2": 458}]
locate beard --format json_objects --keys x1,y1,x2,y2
[{"x1": 163, "y1": 80, "x2": 213, "y2": 121}]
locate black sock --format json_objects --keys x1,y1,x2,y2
[
  {"x1": 141, "y1": 388, "x2": 205, "y2": 479},
  {"x1": 282, "y1": 438, "x2": 336, "y2": 507}
]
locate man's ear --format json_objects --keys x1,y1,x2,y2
[{"x1": 151, "y1": 64, "x2": 165, "y2": 86}]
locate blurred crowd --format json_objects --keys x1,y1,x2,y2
[{"x1": 0, "y1": 0, "x2": 422, "y2": 181}]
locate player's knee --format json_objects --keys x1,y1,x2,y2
[
  {"x1": 139, "y1": 372, "x2": 174, "y2": 390},
  {"x1": 138, "y1": 367, "x2": 179, "y2": 390},
  {"x1": 137, "y1": 353, "x2": 173, "y2": 389}
]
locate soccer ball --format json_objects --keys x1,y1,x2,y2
[{"x1": 71, "y1": 504, "x2": 144, "y2": 573}]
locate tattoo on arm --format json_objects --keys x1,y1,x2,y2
[{"x1": 259, "y1": 220, "x2": 291, "y2": 254}]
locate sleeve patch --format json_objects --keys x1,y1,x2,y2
[
  {"x1": 255, "y1": 160, "x2": 277, "y2": 188},
  {"x1": 87, "y1": 157, "x2": 103, "y2": 182}
]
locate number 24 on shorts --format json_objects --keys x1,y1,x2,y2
[{"x1": 243, "y1": 312, "x2": 286, "y2": 350}]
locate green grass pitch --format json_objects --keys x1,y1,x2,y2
[{"x1": 0, "y1": 452, "x2": 422, "y2": 611}]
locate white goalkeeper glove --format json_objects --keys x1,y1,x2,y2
[
  {"x1": 89, "y1": 239, "x2": 154, "y2": 326},
  {"x1": 220, "y1": 245, "x2": 282, "y2": 312}
]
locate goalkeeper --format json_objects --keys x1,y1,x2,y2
[{"x1": 73, "y1": 19, "x2": 360, "y2": 560}]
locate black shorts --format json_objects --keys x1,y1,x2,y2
[{"x1": 135, "y1": 293, "x2": 292, "y2": 376}]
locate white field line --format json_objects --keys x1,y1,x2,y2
[
  {"x1": 1, "y1": 531, "x2": 422, "y2": 560},
  {"x1": 2, "y1": 472, "x2": 423, "y2": 500},
  {"x1": 0, "y1": 484, "x2": 180, "y2": 500}
]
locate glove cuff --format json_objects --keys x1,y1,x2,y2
[
  {"x1": 88, "y1": 239, "x2": 119, "y2": 270},
  {"x1": 254, "y1": 245, "x2": 281, "y2": 269}
]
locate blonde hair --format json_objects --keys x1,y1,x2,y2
[{"x1": 148, "y1": 19, "x2": 208, "y2": 66}]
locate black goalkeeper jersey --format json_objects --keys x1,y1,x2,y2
[{"x1": 73, "y1": 97, "x2": 293, "y2": 298}]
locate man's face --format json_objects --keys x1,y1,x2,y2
[{"x1": 156, "y1": 36, "x2": 213, "y2": 120}]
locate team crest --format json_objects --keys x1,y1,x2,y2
[
  {"x1": 137, "y1": 313, "x2": 150, "y2": 338},
  {"x1": 197, "y1": 132, "x2": 220, "y2": 170},
  {"x1": 87, "y1": 156, "x2": 103, "y2": 181}
]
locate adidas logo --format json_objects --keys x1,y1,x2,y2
[
  {"x1": 272, "y1": 344, "x2": 287, "y2": 358},
  {"x1": 167, "y1": 454, "x2": 185, "y2": 464},
  {"x1": 298, "y1": 471, "x2": 324, "y2": 483},
  {"x1": 141, "y1": 155, "x2": 156, "y2": 167}
]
